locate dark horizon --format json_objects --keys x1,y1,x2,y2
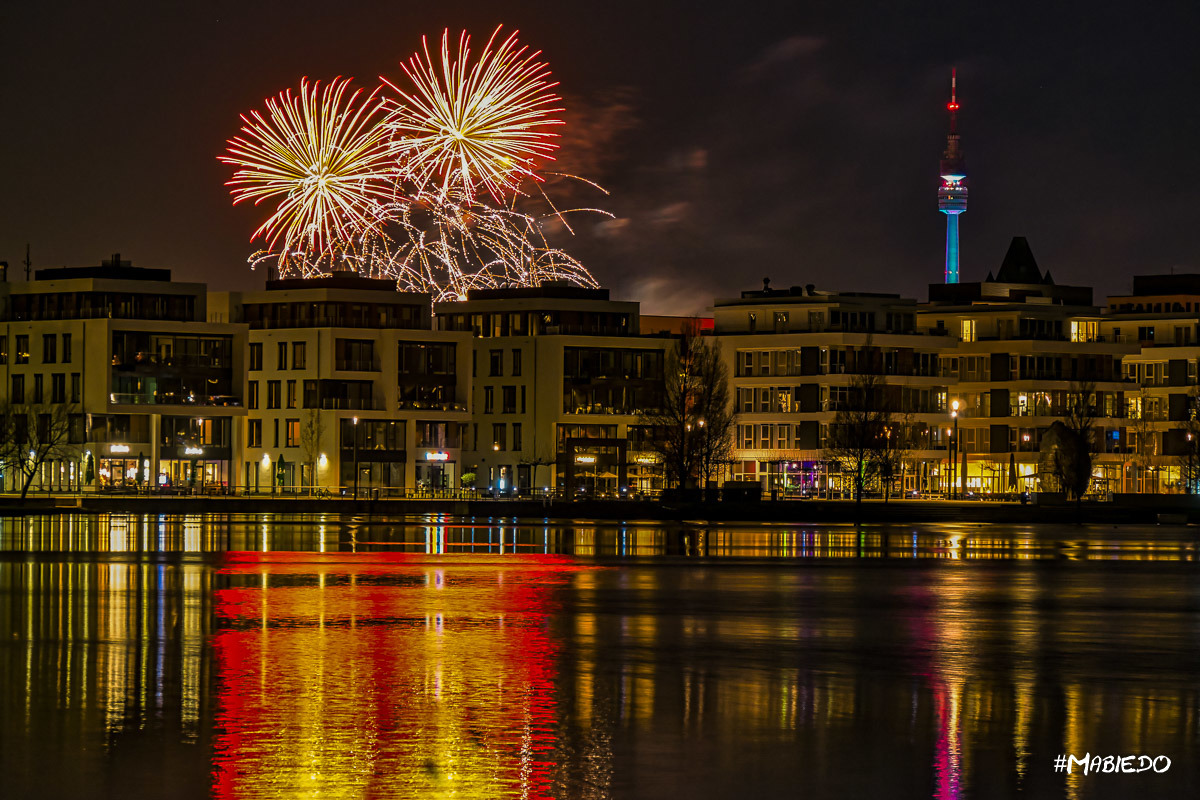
[{"x1": 4, "y1": 0, "x2": 1198, "y2": 313}]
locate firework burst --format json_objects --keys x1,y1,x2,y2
[
  {"x1": 223, "y1": 28, "x2": 604, "y2": 296},
  {"x1": 382, "y1": 27, "x2": 563, "y2": 201},
  {"x1": 221, "y1": 77, "x2": 393, "y2": 264}
]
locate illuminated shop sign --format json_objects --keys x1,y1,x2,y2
[
  {"x1": 574, "y1": 455, "x2": 596, "y2": 464},
  {"x1": 424, "y1": 451, "x2": 449, "y2": 461},
  {"x1": 184, "y1": 447, "x2": 204, "y2": 456},
  {"x1": 110, "y1": 444, "x2": 131, "y2": 454}
]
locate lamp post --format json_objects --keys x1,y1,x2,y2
[
  {"x1": 950, "y1": 399, "x2": 960, "y2": 500},
  {"x1": 352, "y1": 416, "x2": 359, "y2": 500}
]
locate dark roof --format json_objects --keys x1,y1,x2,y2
[
  {"x1": 34, "y1": 264, "x2": 172, "y2": 282},
  {"x1": 1129, "y1": 274, "x2": 1200, "y2": 296},
  {"x1": 266, "y1": 272, "x2": 404, "y2": 293},
  {"x1": 464, "y1": 285, "x2": 610, "y2": 301},
  {"x1": 994, "y1": 237, "x2": 1051, "y2": 284}
]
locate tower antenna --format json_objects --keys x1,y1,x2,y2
[{"x1": 938, "y1": 69, "x2": 967, "y2": 284}]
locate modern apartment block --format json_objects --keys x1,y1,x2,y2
[
  {"x1": 917, "y1": 238, "x2": 1136, "y2": 495},
  {"x1": 714, "y1": 282, "x2": 953, "y2": 495},
  {"x1": 0, "y1": 256, "x2": 246, "y2": 492},
  {"x1": 436, "y1": 286, "x2": 675, "y2": 496},
  {"x1": 215, "y1": 273, "x2": 473, "y2": 495},
  {"x1": 1101, "y1": 274, "x2": 1200, "y2": 493}
]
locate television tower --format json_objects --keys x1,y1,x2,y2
[{"x1": 938, "y1": 69, "x2": 967, "y2": 283}]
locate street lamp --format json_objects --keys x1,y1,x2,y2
[
  {"x1": 950, "y1": 398, "x2": 960, "y2": 500},
  {"x1": 352, "y1": 416, "x2": 359, "y2": 500}
]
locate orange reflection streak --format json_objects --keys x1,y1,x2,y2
[{"x1": 212, "y1": 553, "x2": 597, "y2": 799}]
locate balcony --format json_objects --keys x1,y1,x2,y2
[
  {"x1": 109, "y1": 392, "x2": 242, "y2": 407},
  {"x1": 397, "y1": 399, "x2": 467, "y2": 412},
  {"x1": 336, "y1": 358, "x2": 380, "y2": 372}
]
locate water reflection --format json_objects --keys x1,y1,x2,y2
[
  {"x1": 3, "y1": 514, "x2": 1199, "y2": 562},
  {"x1": 2, "y1": 516, "x2": 1200, "y2": 798},
  {"x1": 212, "y1": 555, "x2": 592, "y2": 798},
  {"x1": 0, "y1": 558, "x2": 212, "y2": 799}
]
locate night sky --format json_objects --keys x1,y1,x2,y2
[{"x1": 4, "y1": 0, "x2": 1199, "y2": 314}]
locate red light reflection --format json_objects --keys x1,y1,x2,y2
[{"x1": 212, "y1": 553, "x2": 595, "y2": 798}]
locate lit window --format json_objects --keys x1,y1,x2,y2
[{"x1": 960, "y1": 319, "x2": 976, "y2": 343}]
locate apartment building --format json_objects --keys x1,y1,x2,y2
[
  {"x1": 918, "y1": 238, "x2": 1136, "y2": 494},
  {"x1": 0, "y1": 256, "x2": 246, "y2": 492},
  {"x1": 1101, "y1": 274, "x2": 1200, "y2": 492},
  {"x1": 216, "y1": 273, "x2": 473, "y2": 494},
  {"x1": 436, "y1": 286, "x2": 675, "y2": 496},
  {"x1": 714, "y1": 282, "x2": 953, "y2": 495}
]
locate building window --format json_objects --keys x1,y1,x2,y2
[
  {"x1": 249, "y1": 343, "x2": 263, "y2": 371},
  {"x1": 512, "y1": 422, "x2": 522, "y2": 451},
  {"x1": 292, "y1": 341, "x2": 306, "y2": 370},
  {"x1": 511, "y1": 348, "x2": 522, "y2": 376},
  {"x1": 33, "y1": 374, "x2": 43, "y2": 403},
  {"x1": 42, "y1": 334, "x2": 56, "y2": 363},
  {"x1": 484, "y1": 386, "x2": 494, "y2": 413},
  {"x1": 272, "y1": 418, "x2": 280, "y2": 448},
  {"x1": 502, "y1": 386, "x2": 517, "y2": 414},
  {"x1": 15, "y1": 335, "x2": 29, "y2": 364},
  {"x1": 492, "y1": 423, "x2": 506, "y2": 450},
  {"x1": 521, "y1": 385, "x2": 527, "y2": 413},
  {"x1": 71, "y1": 373, "x2": 81, "y2": 403},
  {"x1": 1071, "y1": 320, "x2": 1098, "y2": 343},
  {"x1": 51, "y1": 373, "x2": 66, "y2": 403},
  {"x1": 303, "y1": 380, "x2": 318, "y2": 408},
  {"x1": 286, "y1": 380, "x2": 297, "y2": 408},
  {"x1": 62, "y1": 334, "x2": 72, "y2": 363},
  {"x1": 774, "y1": 311, "x2": 789, "y2": 333},
  {"x1": 0, "y1": 335, "x2": 6, "y2": 364},
  {"x1": 248, "y1": 381, "x2": 259, "y2": 409},
  {"x1": 472, "y1": 350, "x2": 477, "y2": 377},
  {"x1": 286, "y1": 418, "x2": 300, "y2": 448},
  {"x1": 267, "y1": 381, "x2": 281, "y2": 409},
  {"x1": 960, "y1": 319, "x2": 976, "y2": 343},
  {"x1": 11, "y1": 374, "x2": 24, "y2": 404},
  {"x1": 278, "y1": 341, "x2": 288, "y2": 371},
  {"x1": 489, "y1": 349, "x2": 502, "y2": 376},
  {"x1": 1138, "y1": 326, "x2": 1155, "y2": 343},
  {"x1": 248, "y1": 419, "x2": 262, "y2": 448}
]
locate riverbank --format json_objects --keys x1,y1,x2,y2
[{"x1": 1, "y1": 493, "x2": 1195, "y2": 525}]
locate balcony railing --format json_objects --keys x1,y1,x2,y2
[
  {"x1": 397, "y1": 400, "x2": 467, "y2": 412},
  {"x1": 109, "y1": 393, "x2": 242, "y2": 407},
  {"x1": 318, "y1": 397, "x2": 375, "y2": 410},
  {"x1": 336, "y1": 359, "x2": 380, "y2": 372}
]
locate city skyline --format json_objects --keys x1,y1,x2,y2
[{"x1": 4, "y1": 1, "x2": 1200, "y2": 314}]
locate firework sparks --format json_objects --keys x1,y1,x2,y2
[
  {"x1": 221, "y1": 77, "x2": 393, "y2": 264},
  {"x1": 224, "y1": 28, "x2": 604, "y2": 296},
  {"x1": 382, "y1": 27, "x2": 563, "y2": 201}
]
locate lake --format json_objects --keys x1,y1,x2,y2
[{"x1": 1, "y1": 513, "x2": 1197, "y2": 798}]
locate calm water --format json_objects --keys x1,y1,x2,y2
[{"x1": 1, "y1": 514, "x2": 1198, "y2": 799}]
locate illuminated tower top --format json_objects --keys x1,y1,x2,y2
[{"x1": 938, "y1": 69, "x2": 967, "y2": 283}]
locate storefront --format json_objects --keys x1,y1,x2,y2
[
  {"x1": 99, "y1": 444, "x2": 148, "y2": 489},
  {"x1": 415, "y1": 450, "x2": 457, "y2": 492}
]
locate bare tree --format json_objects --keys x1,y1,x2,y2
[
  {"x1": 0, "y1": 403, "x2": 80, "y2": 499},
  {"x1": 1129, "y1": 386, "x2": 1158, "y2": 492},
  {"x1": 876, "y1": 412, "x2": 915, "y2": 503},
  {"x1": 1039, "y1": 381, "x2": 1099, "y2": 512},
  {"x1": 826, "y1": 372, "x2": 892, "y2": 506},
  {"x1": 299, "y1": 409, "x2": 324, "y2": 493},
  {"x1": 638, "y1": 320, "x2": 734, "y2": 491}
]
